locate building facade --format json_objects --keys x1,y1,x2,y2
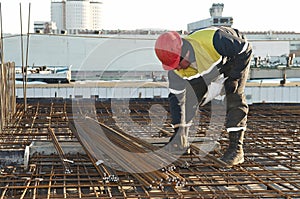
[
  {"x1": 51, "y1": 1, "x2": 66, "y2": 31},
  {"x1": 90, "y1": 1, "x2": 102, "y2": 30},
  {"x1": 51, "y1": 0, "x2": 102, "y2": 34}
]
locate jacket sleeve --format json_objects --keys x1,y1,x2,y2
[
  {"x1": 168, "y1": 71, "x2": 207, "y2": 125},
  {"x1": 213, "y1": 28, "x2": 252, "y2": 80}
]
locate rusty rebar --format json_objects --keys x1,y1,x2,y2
[{"x1": 0, "y1": 99, "x2": 299, "y2": 198}]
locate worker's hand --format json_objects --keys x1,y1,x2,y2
[
  {"x1": 224, "y1": 78, "x2": 239, "y2": 93},
  {"x1": 168, "y1": 125, "x2": 190, "y2": 150}
]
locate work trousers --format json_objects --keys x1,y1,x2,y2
[{"x1": 223, "y1": 65, "x2": 249, "y2": 129}]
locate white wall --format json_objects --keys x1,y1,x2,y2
[
  {"x1": 15, "y1": 85, "x2": 170, "y2": 99},
  {"x1": 251, "y1": 41, "x2": 290, "y2": 57},
  {"x1": 15, "y1": 84, "x2": 300, "y2": 104},
  {"x1": 245, "y1": 86, "x2": 300, "y2": 104},
  {"x1": 3, "y1": 34, "x2": 161, "y2": 71},
  {"x1": 3, "y1": 34, "x2": 296, "y2": 72}
]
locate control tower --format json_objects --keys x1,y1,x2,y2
[{"x1": 187, "y1": 3, "x2": 233, "y2": 32}]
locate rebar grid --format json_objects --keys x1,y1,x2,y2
[{"x1": 0, "y1": 99, "x2": 299, "y2": 198}]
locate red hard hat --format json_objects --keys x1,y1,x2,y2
[{"x1": 155, "y1": 31, "x2": 182, "y2": 70}]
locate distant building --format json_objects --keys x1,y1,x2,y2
[
  {"x1": 90, "y1": 1, "x2": 102, "y2": 30},
  {"x1": 242, "y1": 31, "x2": 300, "y2": 65},
  {"x1": 51, "y1": 1, "x2": 66, "y2": 32},
  {"x1": 187, "y1": 3, "x2": 233, "y2": 32},
  {"x1": 33, "y1": 21, "x2": 57, "y2": 34},
  {"x1": 51, "y1": 0, "x2": 102, "y2": 34}
]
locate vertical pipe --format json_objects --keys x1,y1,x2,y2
[
  {"x1": 25, "y1": 3, "x2": 31, "y2": 108},
  {"x1": 0, "y1": 2, "x2": 3, "y2": 63},
  {"x1": 20, "y1": 3, "x2": 26, "y2": 111},
  {"x1": 0, "y1": 2, "x2": 3, "y2": 132}
]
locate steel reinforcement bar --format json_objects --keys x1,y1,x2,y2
[{"x1": 0, "y1": 98, "x2": 299, "y2": 198}]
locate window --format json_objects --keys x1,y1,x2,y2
[{"x1": 220, "y1": 18, "x2": 228, "y2": 23}]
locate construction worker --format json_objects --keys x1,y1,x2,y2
[{"x1": 154, "y1": 26, "x2": 252, "y2": 167}]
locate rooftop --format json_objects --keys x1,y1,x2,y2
[{"x1": 0, "y1": 98, "x2": 299, "y2": 198}]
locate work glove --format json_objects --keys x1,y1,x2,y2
[
  {"x1": 201, "y1": 74, "x2": 227, "y2": 106},
  {"x1": 165, "y1": 124, "x2": 191, "y2": 155},
  {"x1": 170, "y1": 125, "x2": 190, "y2": 147}
]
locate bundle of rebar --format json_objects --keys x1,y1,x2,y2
[{"x1": 0, "y1": 62, "x2": 16, "y2": 132}]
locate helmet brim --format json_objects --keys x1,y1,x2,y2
[{"x1": 162, "y1": 57, "x2": 180, "y2": 70}]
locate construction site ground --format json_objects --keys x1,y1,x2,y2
[{"x1": 0, "y1": 98, "x2": 300, "y2": 199}]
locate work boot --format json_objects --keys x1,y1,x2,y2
[{"x1": 220, "y1": 130, "x2": 245, "y2": 167}]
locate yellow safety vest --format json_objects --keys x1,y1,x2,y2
[{"x1": 174, "y1": 27, "x2": 222, "y2": 79}]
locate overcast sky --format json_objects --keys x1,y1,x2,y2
[{"x1": 1, "y1": 0, "x2": 300, "y2": 34}]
